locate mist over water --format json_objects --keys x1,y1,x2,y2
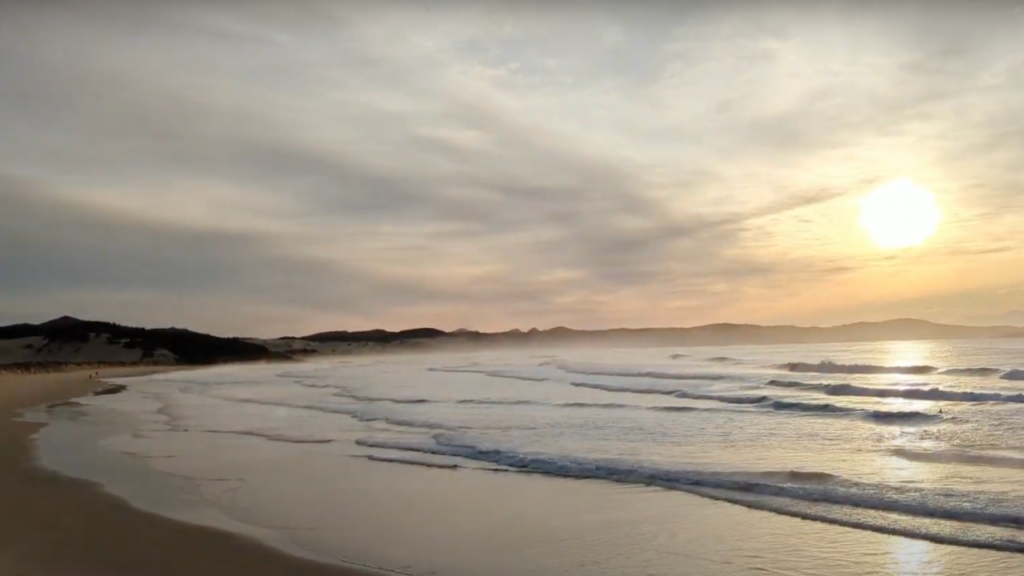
[{"x1": 37, "y1": 338, "x2": 1024, "y2": 575}]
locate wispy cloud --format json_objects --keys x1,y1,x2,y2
[{"x1": 2, "y1": 0, "x2": 1024, "y2": 334}]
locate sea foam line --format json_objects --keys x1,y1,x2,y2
[
  {"x1": 359, "y1": 444, "x2": 1024, "y2": 552},
  {"x1": 891, "y1": 448, "x2": 1024, "y2": 470},
  {"x1": 542, "y1": 360, "x2": 730, "y2": 381},
  {"x1": 778, "y1": 361, "x2": 1022, "y2": 379},
  {"x1": 427, "y1": 367, "x2": 549, "y2": 382},
  {"x1": 201, "y1": 430, "x2": 335, "y2": 444},
  {"x1": 778, "y1": 361, "x2": 938, "y2": 375},
  {"x1": 940, "y1": 367, "x2": 1003, "y2": 377},
  {"x1": 765, "y1": 380, "x2": 1024, "y2": 404},
  {"x1": 570, "y1": 381, "x2": 937, "y2": 422},
  {"x1": 332, "y1": 391, "x2": 679, "y2": 412},
  {"x1": 354, "y1": 435, "x2": 1024, "y2": 539}
]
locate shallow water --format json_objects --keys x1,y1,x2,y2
[{"x1": 35, "y1": 339, "x2": 1024, "y2": 575}]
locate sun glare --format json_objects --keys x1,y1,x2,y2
[{"x1": 858, "y1": 179, "x2": 941, "y2": 249}]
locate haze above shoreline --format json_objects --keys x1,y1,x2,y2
[{"x1": 2, "y1": 316, "x2": 1023, "y2": 370}]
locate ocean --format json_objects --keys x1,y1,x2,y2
[{"x1": 31, "y1": 339, "x2": 1024, "y2": 575}]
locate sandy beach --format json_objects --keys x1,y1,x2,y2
[{"x1": 0, "y1": 367, "x2": 375, "y2": 576}]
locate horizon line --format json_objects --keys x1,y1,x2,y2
[{"x1": 8, "y1": 315, "x2": 1023, "y2": 340}]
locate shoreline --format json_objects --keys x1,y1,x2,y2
[
  {"x1": 0, "y1": 367, "x2": 379, "y2": 576},
  {"x1": 10, "y1": 359, "x2": 1024, "y2": 576}
]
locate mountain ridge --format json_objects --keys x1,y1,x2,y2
[{"x1": 1, "y1": 316, "x2": 1021, "y2": 368}]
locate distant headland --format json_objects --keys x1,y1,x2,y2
[{"x1": 1, "y1": 316, "x2": 1021, "y2": 371}]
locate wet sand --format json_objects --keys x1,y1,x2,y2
[{"x1": 0, "y1": 367, "x2": 375, "y2": 576}]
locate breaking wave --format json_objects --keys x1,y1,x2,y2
[
  {"x1": 361, "y1": 455, "x2": 548, "y2": 476},
  {"x1": 458, "y1": 399, "x2": 642, "y2": 411},
  {"x1": 781, "y1": 363, "x2": 1022, "y2": 381},
  {"x1": 569, "y1": 382, "x2": 935, "y2": 422},
  {"x1": 764, "y1": 381, "x2": 1024, "y2": 404},
  {"x1": 231, "y1": 386, "x2": 927, "y2": 422},
  {"x1": 364, "y1": 455, "x2": 461, "y2": 470},
  {"x1": 646, "y1": 406, "x2": 703, "y2": 413},
  {"x1": 334, "y1": 393, "x2": 432, "y2": 405},
  {"x1": 569, "y1": 381, "x2": 679, "y2": 396},
  {"x1": 765, "y1": 379, "x2": 814, "y2": 389},
  {"x1": 779, "y1": 361, "x2": 938, "y2": 375},
  {"x1": 427, "y1": 367, "x2": 548, "y2": 382},
  {"x1": 676, "y1": 391, "x2": 768, "y2": 405},
  {"x1": 865, "y1": 410, "x2": 941, "y2": 423},
  {"x1": 298, "y1": 381, "x2": 343, "y2": 390},
  {"x1": 201, "y1": 430, "x2": 335, "y2": 444},
  {"x1": 892, "y1": 448, "x2": 1024, "y2": 470},
  {"x1": 940, "y1": 368, "x2": 1003, "y2": 377},
  {"x1": 333, "y1": 391, "x2": 688, "y2": 413},
  {"x1": 569, "y1": 381, "x2": 762, "y2": 404},
  {"x1": 763, "y1": 401, "x2": 937, "y2": 423},
  {"x1": 455, "y1": 398, "x2": 536, "y2": 406},
  {"x1": 766, "y1": 400, "x2": 856, "y2": 414},
  {"x1": 355, "y1": 436, "x2": 856, "y2": 491},
  {"x1": 354, "y1": 435, "x2": 1024, "y2": 553},
  {"x1": 548, "y1": 361, "x2": 729, "y2": 381}
]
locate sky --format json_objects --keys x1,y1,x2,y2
[{"x1": 2, "y1": 0, "x2": 1024, "y2": 336}]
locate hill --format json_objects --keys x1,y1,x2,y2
[
  {"x1": 0, "y1": 317, "x2": 281, "y2": 366},
  {"x1": 290, "y1": 318, "x2": 1023, "y2": 350},
  {"x1": 423, "y1": 318, "x2": 1022, "y2": 348},
  {"x1": 298, "y1": 327, "x2": 447, "y2": 344},
  {"x1": 3, "y1": 317, "x2": 1021, "y2": 367}
]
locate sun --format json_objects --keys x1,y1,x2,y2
[{"x1": 858, "y1": 179, "x2": 941, "y2": 249}]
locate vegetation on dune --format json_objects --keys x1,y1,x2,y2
[
  {"x1": 0, "y1": 317, "x2": 279, "y2": 365},
  {"x1": 298, "y1": 327, "x2": 448, "y2": 344}
]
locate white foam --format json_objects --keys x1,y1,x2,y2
[
  {"x1": 941, "y1": 368, "x2": 1004, "y2": 377},
  {"x1": 571, "y1": 381, "x2": 936, "y2": 422},
  {"x1": 765, "y1": 381, "x2": 1024, "y2": 404},
  {"x1": 892, "y1": 448, "x2": 1024, "y2": 469},
  {"x1": 202, "y1": 430, "x2": 335, "y2": 444},
  {"x1": 354, "y1": 435, "x2": 1024, "y2": 539},
  {"x1": 779, "y1": 361, "x2": 938, "y2": 375},
  {"x1": 550, "y1": 361, "x2": 730, "y2": 381},
  {"x1": 428, "y1": 367, "x2": 549, "y2": 382}
]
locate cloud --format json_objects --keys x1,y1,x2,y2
[
  {"x1": 0, "y1": 175, "x2": 454, "y2": 331},
  {"x1": 2, "y1": 0, "x2": 1024, "y2": 334}
]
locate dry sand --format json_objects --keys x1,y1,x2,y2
[{"x1": 0, "y1": 367, "x2": 375, "y2": 576}]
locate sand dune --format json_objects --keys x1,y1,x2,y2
[{"x1": 0, "y1": 335, "x2": 174, "y2": 367}]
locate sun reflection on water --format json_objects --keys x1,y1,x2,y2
[
  {"x1": 874, "y1": 341, "x2": 942, "y2": 414},
  {"x1": 875, "y1": 342, "x2": 950, "y2": 575},
  {"x1": 890, "y1": 537, "x2": 943, "y2": 576},
  {"x1": 882, "y1": 340, "x2": 932, "y2": 381}
]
